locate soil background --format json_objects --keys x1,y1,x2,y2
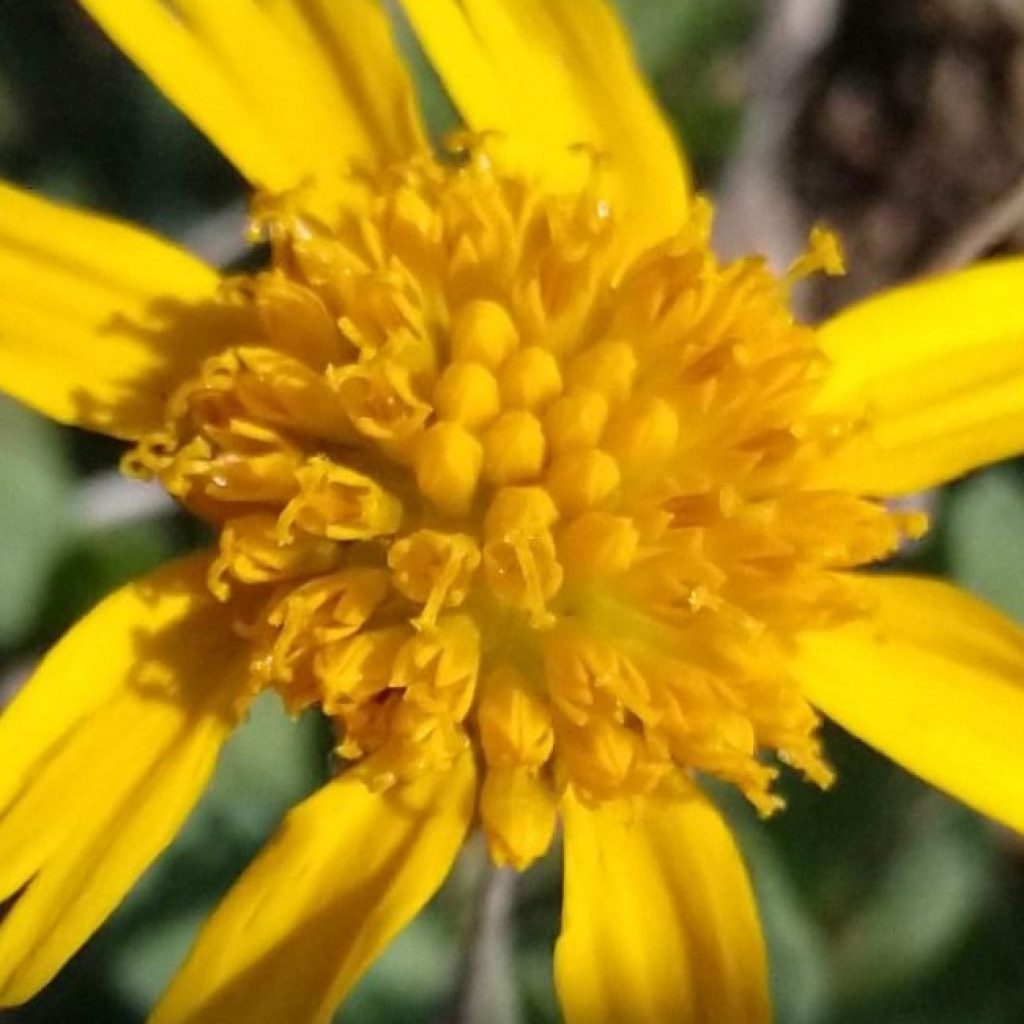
[{"x1": 791, "y1": 0, "x2": 1024, "y2": 311}]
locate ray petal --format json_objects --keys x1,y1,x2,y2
[
  {"x1": 151, "y1": 754, "x2": 476, "y2": 1024},
  {"x1": 0, "y1": 182, "x2": 245, "y2": 439},
  {"x1": 80, "y1": 0, "x2": 425, "y2": 204},
  {"x1": 0, "y1": 555, "x2": 250, "y2": 1005},
  {"x1": 791, "y1": 573, "x2": 1024, "y2": 834},
  {"x1": 556, "y1": 785, "x2": 771, "y2": 1024},
  {"x1": 400, "y1": 0, "x2": 690, "y2": 253},
  {"x1": 810, "y1": 259, "x2": 1024, "y2": 494}
]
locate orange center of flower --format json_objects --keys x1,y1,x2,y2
[{"x1": 125, "y1": 143, "x2": 924, "y2": 869}]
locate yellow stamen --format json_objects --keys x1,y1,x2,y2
[
  {"x1": 125, "y1": 143, "x2": 920, "y2": 860},
  {"x1": 388, "y1": 530, "x2": 481, "y2": 631}
]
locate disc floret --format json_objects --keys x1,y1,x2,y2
[{"x1": 126, "y1": 143, "x2": 924, "y2": 868}]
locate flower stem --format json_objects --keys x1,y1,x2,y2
[{"x1": 454, "y1": 855, "x2": 522, "y2": 1024}]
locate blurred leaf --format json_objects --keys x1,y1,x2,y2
[
  {"x1": 519, "y1": 953, "x2": 559, "y2": 1024},
  {"x1": 615, "y1": 0, "x2": 758, "y2": 177},
  {"x1": 0, "y1": 61, "x2": 21, "y2": 145},
  {"x1": 514, "y1": 840, "x2": 561, "y2": 1024},
  {"x1": 830, "y1": 854, "x2": 1024, "y2": 1024},
  {"x1": 831, "y1": 801, "x2": 994, "y2": 1009},
  {"x1": 763, "y1": 726, "x2": 929, "y2": 919},
  {"x1": 738, "y1": 827, "x2": 832, "y2": 1024},
  {"x1": 947, "y1": 468, "x2": 1024, "y2": 622},
  {"x1": 39, "y1": 519, "x2": 177, "y2": 631},
  {"x1": 107, "y1": 908, "x2": 208, "y2": 1018},
  {"x1": 198, "y1": 691, "x2": 327, "y2": 841},
  {"x1": 0, "y1": 398, "x2": 75, "y2": 647},
  {"x1": 338, "y1": 907, "x2": 460, "y2": 1024},
  {"x1": 615, "y1": 0, "x2": 707, "y2": 72},
  {"x1": 390, "y1": 4, "x2": 459, "y2": 147},
  {"x1": 705, "y1": 780, "x2": 835, "y2": 1024},
  {"x1": 615, "y1": 0, "x2": 754, "y2": 75}
]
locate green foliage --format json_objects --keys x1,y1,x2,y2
[
  {"x1": 338, "y1": 904, "x2": 461, "y2": 1024},
  {"x1": 616, "y1": 0, "x2": 759, "y2": 178},
  {"x1": 0, "y1": 398, "x2": 74, "y2": 648},
  {"x1": 947, "y1": 467, "x2": 1024, "y2": 620},
  {"x1": 832, "y1": 803, "x2": 995, "y2": 1009},
  {"x1": 39, "y1": 519, "x2": 179, "y2": 631}
]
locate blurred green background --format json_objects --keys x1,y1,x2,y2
[{"x1": 1, "y1": 1, "x2": 1023, "y2": 1022}]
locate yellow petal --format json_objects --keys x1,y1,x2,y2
[
  {"x1": 0, "y1": 555, "x2": 250, "y2": 1006},
  {"x1": 400, "y1": 0, "x2": 690, "y2": 253},
  {"x1": 790, "y1": 573, "x2": 1024, "y2": 835},
  {"x1": 0, "y1": 182, "x2": 244, "y2": 439},
  {"x1": 556, "y1": 785, "x2": 771, "y2": 1024},
  {"x1": 152, "y1": 754, "x2": 476, "y2": 1024},
  {"x1": 262, "y1": 0, "x2": 426, "y2": 163},
  {"x1": 810, "y1": 258, "x2": 1024, "y2": 494},
  {"x1": 79, "y1": 0, "x2": 425, "y2": 201}
]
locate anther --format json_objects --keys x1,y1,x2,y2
[
  {"x1": 449, "y1": 299, "x2": 520, "y2": 369},
  {"x1": 414, "y1": 422, "x2": 484, "y2": 514}
]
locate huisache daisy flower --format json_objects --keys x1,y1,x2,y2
[{"x1": 2, "y1": 2, "x2": 1024, "y2": 1022}]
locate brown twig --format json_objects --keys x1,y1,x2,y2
[
  {"x1": 452, "y1": 856, "x2": 522, "y2": 1024},
  {"x1": 714, "y1": 0, "x2": 842, "y2": 279},
  {"x1": 921, "y1": 174, "x2": 1024, "y2": 274}
]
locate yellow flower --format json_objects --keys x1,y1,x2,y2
[{"x1": 1, "y1": 2, "x2": 1023, "y2": 1021}]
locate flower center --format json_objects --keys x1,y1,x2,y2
[{"x1": 125, "y1": 142, "x2": 924, "y2": 868}]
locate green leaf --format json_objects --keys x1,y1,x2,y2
[
  {"x1": 0, "y1": 61, "x2": 21, "y2": 146},
  {"x1": 337, "y1": 907, "x2": 460, "y2": 1024},
  {"x1": 0, "y1": 397, "x2": 75, "y2": 647},
  {"x1": 391, "y1": 6, "x2": 460, "y2": 147},
  {"x1": 37, "y1": 519, "x2": 178, "y2": 632},
  {"x1": 615, "y1": 0, "x2": 755, "y2": 74},
  {"x1": 831, "y1": 800, "x2": 995, "y2": 1008},
  {"x1": 204, "y1": 692, "x2": 327, "y2": 841},
  {"x1": 744, "y1": 831, "x2": 832, "y2": 1024},
  {"x1": 615, "y1": 0, "x2": 759, "y2": 177},
  {"x1": 716, "y1": 789, "x2": 833, "y2": 1024},
  {"x1": 947, "y1": 467, "x2": 1024, "y2": 622},
  {"x1": 614, "y1": 0, "x2": 706, "y2": 73}
]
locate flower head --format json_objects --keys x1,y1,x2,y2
[
  {"x1": 1, "y1": 2, "x2": 1024, "y2": 1022},
  {"x1": 127, "y1": 145, "x2": 918, "y2": 840}
]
